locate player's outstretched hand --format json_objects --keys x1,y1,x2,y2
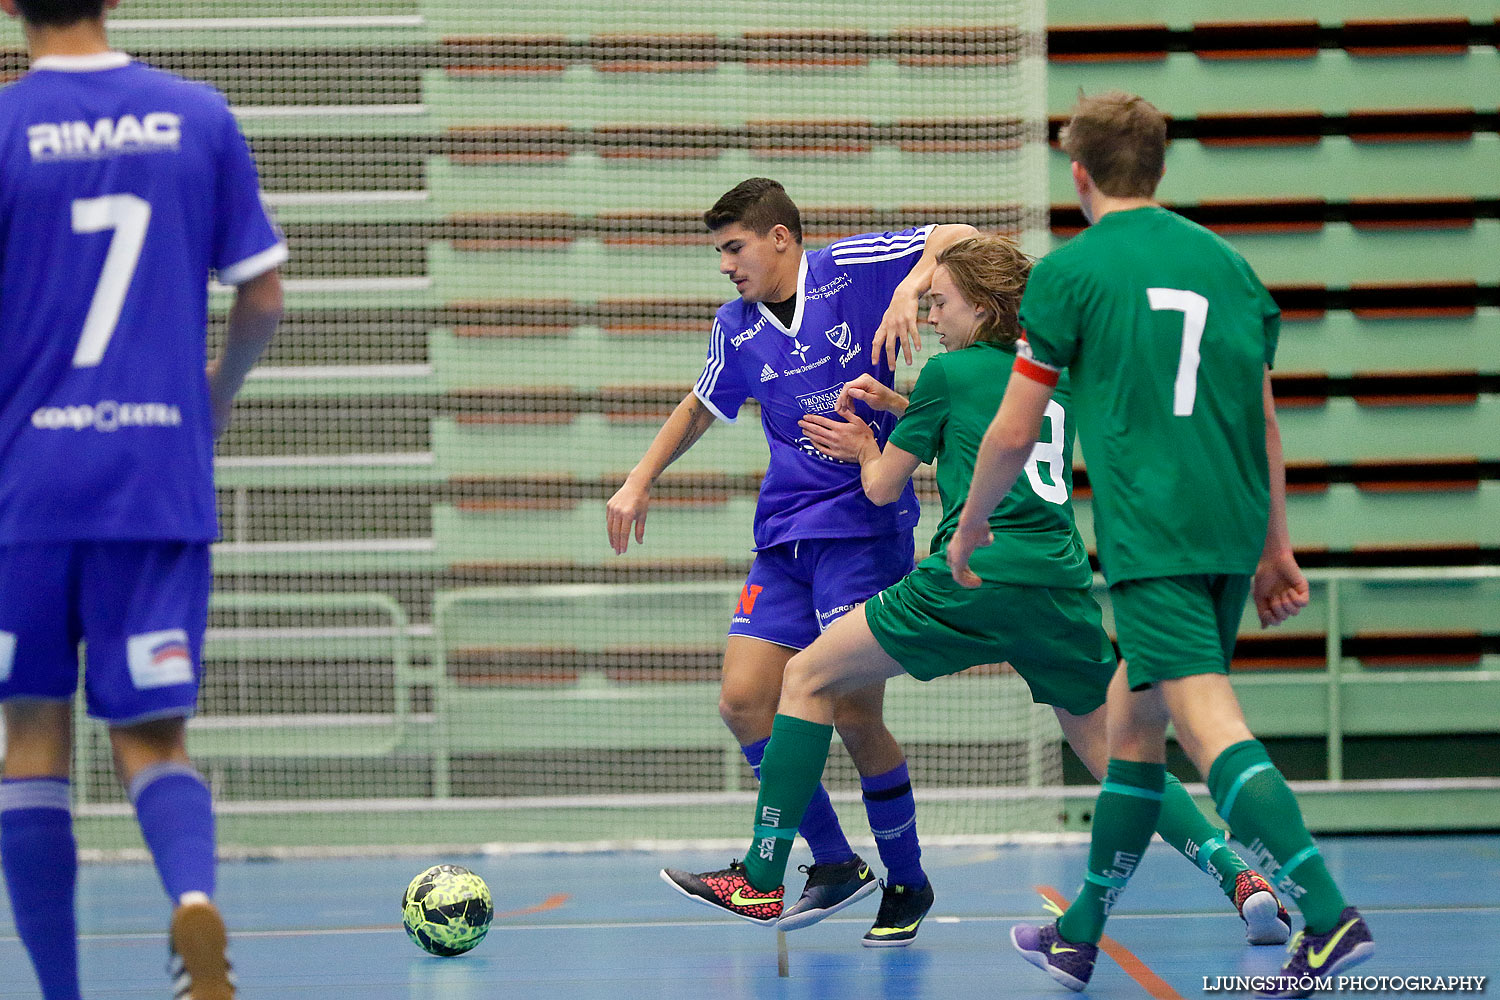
[
  {"x1": 836, "y1": 375, "x2": 905, "y2": 417},
  {"x1": 799, "y1": 412, "x2": 876, "y2": 464},
  {"x1": 606, "y1": 477, "x2": 651, "y2": 554},
  {"x1": 1253, "y1": 549, "x2": 1310, "y2": 627},
  {"x1": 946, "y1": 519, "x2": 993, "y2": 589},
  {"x1": 872, "y1": 287, "x2": 922, "y2": 367}
]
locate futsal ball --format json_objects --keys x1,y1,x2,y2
[{"x1": 401, "y1": 864, "x2": 494, "y2": 957}]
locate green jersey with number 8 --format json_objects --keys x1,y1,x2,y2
[
  {"x1": 889, "y1": 340, "x2": 1091, "y2": 589},
  {"x1": 1015, "y1": 206, "x2": 1279, "y2": 584}
]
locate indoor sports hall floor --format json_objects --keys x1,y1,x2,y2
[{"x1": 1, "y1": 835, "x2": 1495, "y2": 998}]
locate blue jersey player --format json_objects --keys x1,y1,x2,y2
[
  {"x1": 608, "y1": 178, "x2": 976, "y2": 940},
  {"x1": 0, "y1": 2, "x2": 285, "y2": 998}
]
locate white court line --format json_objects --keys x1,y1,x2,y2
[
  {"x1": 111, "y1": 15, "x2": 425, "y2": 30},
  {"x1": 7, "y1": 903, "x2": 1495, "y2": 944}
]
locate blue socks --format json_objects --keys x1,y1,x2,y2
[
  {"x1": 741, "y1": 737, "x2": 854, "y2": 865},
  {"x1": 0, "y1": 765, "x2": 215, "y2": 1000},
  {"x1": 1, "y1": 777, "x2": 81, "y2": 1000},
  {"x1": 861, "y1": 761, "x2": 926, "y2": 889},
  {"x1": 130, "y1": 763, "x2": 217, "y2": 903}
]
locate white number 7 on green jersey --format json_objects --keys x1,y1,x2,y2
[{"x1": 1147, "y1": 287, "x2": 1208, "y2": 416}]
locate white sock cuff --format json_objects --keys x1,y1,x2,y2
[
  {"x1": 0, "y1": 777, "x2": 71, "y2": 814},
  {"x1": 128, "y1": 762, "x2": 207, "y2": 806}
]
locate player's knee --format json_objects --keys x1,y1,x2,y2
[
  {"x1": 717, "y1": 689, "x2": 776, "y2": 739},
  {"x1": 780, "y1": 652, "x2": 828, "y2": 703},
  {"x1": 1107, "y1": 713, "x2": 1168, "y2": 761}
]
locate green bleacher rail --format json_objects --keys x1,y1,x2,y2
[
  {"x1": 1046, "y1": 50, "x2": 1497, "y2": 117},
  {"x1": 1059, "y1": 136, "x2": 1500, "y2": 204},
  {"x1": 424, "y1": 0, "x2": 1032, "y2": 35},
  {"x1": 424, "y1": 311, "x2": 1500, "y2": 391},
  {"x1": 418, "y1": 225, "x2": 1500, "y2": 304},
  {"x1": 428, "y1": 150, "x2": 1039, "y2": 218}
]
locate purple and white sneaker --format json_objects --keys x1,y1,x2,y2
[
  {"x1": 1256, "y1": 907, "x2": 1373, "y2": 998},
  {"x1": 1011, "y1": 922, "x2": 1098, "y2": 992}
]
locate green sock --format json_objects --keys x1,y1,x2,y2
[
  {"x1": 1208, "y1": 740, "x2": 1347, "y2": 934},
  {"x1": 1155, "y1": 771, "x2": 1248, "y2": 896},
  {"x1": 741, "y1": 714, "x2": 834, "y2": 892},
  {"x1": 1057, "y1": 759, "x2": 1165, "y2": 945}
]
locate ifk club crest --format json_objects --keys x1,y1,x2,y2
[{"x1": 824, "y1": 322, "x2": 853, "y2": 351}]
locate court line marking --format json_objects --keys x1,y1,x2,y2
[
  {"x1": 1040, "y1": 885, "x2": 1185, "y2": 1000},
  {"x1": 4, "y1": 901, "x2": 1493, "y2": 944}
]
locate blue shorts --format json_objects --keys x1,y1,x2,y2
[
  {"x1": 728, "y1": 533, "x2": 915, "y2": 650},
  {"x1": 0, "y1": 541, "x2": 210, "y2": 724}
]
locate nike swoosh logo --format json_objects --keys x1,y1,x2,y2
[
  {"x1": 1050, "y1": 943, "x2": 1078, "y2": 955},
  {"x1": 858, "y1": 866, "x2": 871, "y2": 880},
  {"x1": 1307, "y1": 919, "x2": 1358, "y2": 969},
  {"x1": 869, "y1": 919, "x2": 923, "y2": 936},
  {"x1": 730, "y1": 886, "x2": 779, "y2": 907}
]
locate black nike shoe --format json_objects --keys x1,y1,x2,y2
[
  {"x1": 862, "y1": 879, "x2": 935, "y2": 947},
  {"x1": 778, "y1": 855, "x2": 879, "y2": 931}
]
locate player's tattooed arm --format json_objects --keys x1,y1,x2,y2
[
  {"x1": 606, "y1": 393, "x2": 716, "y2": 553},
  {"x1": 664, "y1": 396, "x2": 716, "y2": 465}
]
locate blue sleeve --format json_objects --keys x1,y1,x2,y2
[
  {"x1": 826, "y1": 225, "x2": 933, "y2": 299},
  {"x1": 211, "y1": 103, "x2": 286, "y2": 284},
  {"x1": 692, "y1": 318, "x2": 751, "y2": 422}
]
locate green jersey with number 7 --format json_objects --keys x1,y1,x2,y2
[{"x1": 1014, "y1": 205, "x2": 1280, "y2": 585}]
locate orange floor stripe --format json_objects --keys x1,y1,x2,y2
[{"x1": 495, "y1": 893, "x2": 570, "y2": 920}]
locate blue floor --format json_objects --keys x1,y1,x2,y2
[{"x1": 1, "y1": 836, "x2": 1496, "y2": 998}]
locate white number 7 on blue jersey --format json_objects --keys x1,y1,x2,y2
[{"x1": 70, "y1": 193, "x2": 151, "y2": 368}]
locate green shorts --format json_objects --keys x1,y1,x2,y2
[
  {"x1": 863, "y1": 561, "x2": 1117, "y2": 717},
  {"x1": 1110, "y1": 573, "x2": 1254, "y2": 690}
]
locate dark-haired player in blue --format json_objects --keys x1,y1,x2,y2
[
  {"x1": 0, "y1": 1, "x2": 285, "y2": 997},
  {"x1": 609, "y1": 177, "x2": 976, "y2": 942}
]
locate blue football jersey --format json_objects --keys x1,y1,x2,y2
[
  {"x1": 0, "y1": 53, "x2": 286, "y2": 543},
  {"x1": 694, "y1": 227, "x2": 929, "y2": 549}
]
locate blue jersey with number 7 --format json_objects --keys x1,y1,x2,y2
[{"x1": 0, "y1": 53, "x2": 286, "y2": 543}]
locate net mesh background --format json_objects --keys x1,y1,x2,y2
[{"x1": 0, "y1": 0, "x2": 1055, "y2": 853}]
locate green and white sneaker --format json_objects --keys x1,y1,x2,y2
[{"x1": 862, "y1": 880, "x2": 935, "y2": 947}]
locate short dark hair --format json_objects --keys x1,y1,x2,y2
[
  {"x1": 1059, "y1": 91, "x2": 1167, "y2": 199},
  {"x1": 14, "y1": 0, "x2": 108, "y2": 26},
  {"x1": 704, "y1": 177, "x2": 803, "y2": 243}
]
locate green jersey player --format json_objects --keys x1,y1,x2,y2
[
  {"x1": 948, "y1": 93, "x2": 1372, "y2": 997},
  {"x1": 661, "y1": 235, "x2": 1289, "y2": 949}
]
